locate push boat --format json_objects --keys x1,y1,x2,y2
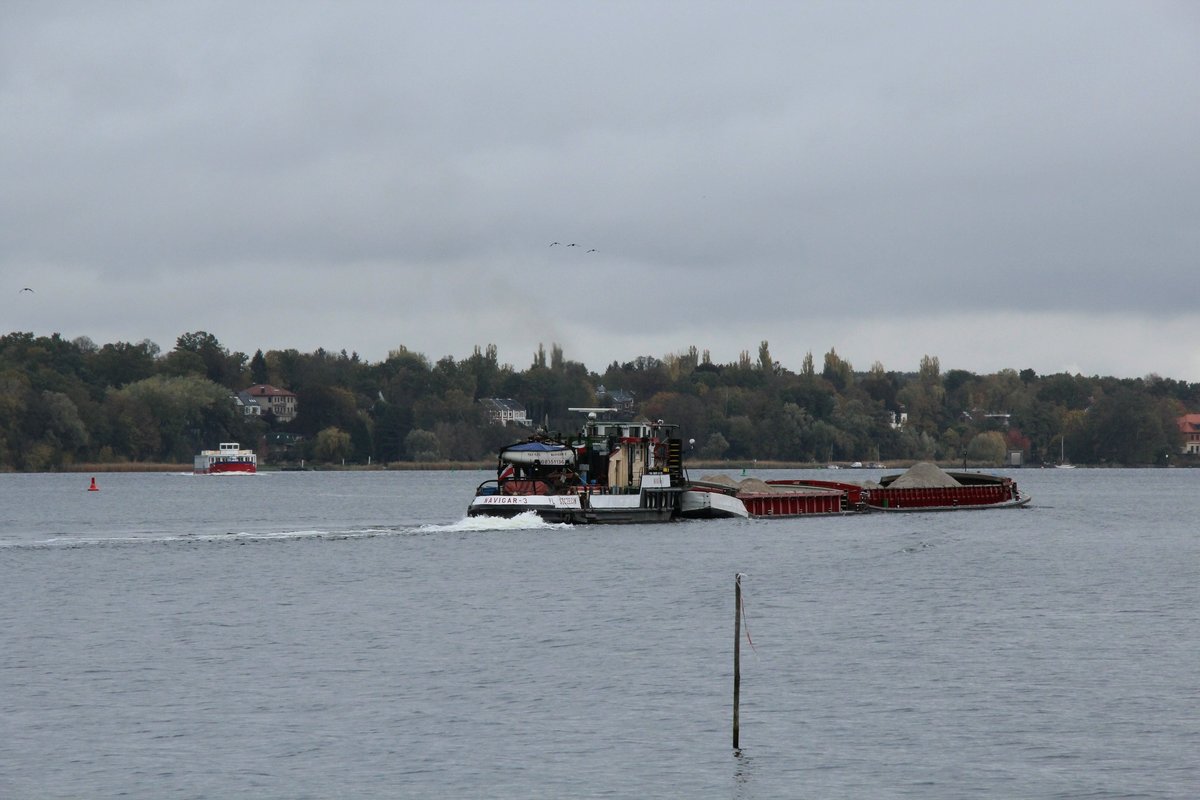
[
  {"x1": 469, "y1": 412, "x2": 709, "y2": 524},
  {"x1": 194, "y1": 442, "x2": 257, "y2": 475}
]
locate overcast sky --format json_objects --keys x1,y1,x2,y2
[{"x1": 3, "y1": 1, "x2": 1199, "y2": 380}]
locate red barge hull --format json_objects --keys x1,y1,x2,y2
[
  {"x1": 706, "y1": 464, "x2": 1028, "y2": 518},
  {"x1": 761, "y1": 469, "x2": 1026, "y2": 514},
  {"x1": 865, "y1": 468, "x2": 1024, "y2": 511},
  {"x1": 864, "y1": 484, "x2": 1027, "y2": 511},
  {"x1": 737, "y1": 485, "x2": 850, "y2": 517}
]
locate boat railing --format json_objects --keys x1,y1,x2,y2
[
  {"x1": 503, "y1": 479, "x2": 555, "y2": 496},
  {"x1": 475, "y1": 479, "x2": 554, "y2": 496},
  {"x1": 477, "y1": 475, "x2": 639, "y2": 497}
]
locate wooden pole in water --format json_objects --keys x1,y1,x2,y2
[{"x1": 733, "y1": 572, "x2": 742, "y2": 749}]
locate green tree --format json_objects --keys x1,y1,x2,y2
[
  {"x1": 172, "y1": 331, "x2": 246, "y2": 387},
  {"x1": 111, "y1": 375, "x2": 237, "y2": 461},
  {"x1": 462, "y1": 344, "x2": 504, "y2": 399},
  {"x1": 0, "y1": 370, "x2": 32, "y2": 468},
  {"x1": 770, "y1": 402, "x2": 814, "y2": 460},
  {"x1": 821, "y1": 348, "x2": 853, "y2": 392},
  {"x1": 294, "y1": 385, "x2": 359, "y2": 436},
  {"x1": 897, "y1": 354, "x2": 946, "y2": 433},
  {"x1": 434, "y1": 421, "x2": 485, "y2": 460},
  {"x1": 757, "y1": 340, "x2": 776, "y2": 373},
  {"x1": 348, "y1": 411, "x2": 375, "y2": 462},
  {"x1": 249, "y1": 349, "x2": 269, "y2": 384},
  {"x1": 373, "y1": 403, "x2": 411, "y2": 463},
  {"x1": 699, "y1": 431, "x2": 730, "y2": 459},
  {"x1": 160, "y1": 348, "x2": 207, "y2": 378},
  {"x1": 643, "y1": 392, "x2": 707, "y2": 445},
  {"x1": 724, "y1": 415, "x2": 757, "y2": 458},
  {"x1": 313, "y1": 426, "x2": 352, "y2": 463},
  {"x1": 405, "y1": 428, "x2": 441, "y2": 462},
  {"x1": 966, "y1": 431, "x2": 1007, "y2": 464},
  {"x1": 1080, "y1": 388, "x2": 1180, "y2": 464},
  {"x1": 1038, "y1": 373, "x2": 1094, "y2": 410},
  {"x1": 102, "y1": 391, "x2": 161, "y2": 460},
  {"x1": 39, "y1": 390, "x2": 90, "y2": 454},
  {"x1": 89, "y1": 340, "x2": 160, "y2": 388},
  {"x1": 861, "y1": 361, "x2": 897, "y2": 410},
  {"x1": 831, "y1": 396, "x2": 876, "y2": 458}
]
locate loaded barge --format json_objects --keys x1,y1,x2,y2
[
  {"x1": 684, "y1": 477, "x2": 855, "y2": 518},
  {"x1": 860, "y1": 464, "x2": 1027, "y2": 511},
  {"x1": 691, "y1": 462, "x2": 1027, "y2": 516}
]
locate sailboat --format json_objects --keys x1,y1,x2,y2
[{"x1": 1055, "y1": 437, "x2": 1076, "y2": 469}]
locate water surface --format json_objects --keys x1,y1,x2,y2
[{"x1": 2, "y1": 468, "x2": 1196, "y2": 798}]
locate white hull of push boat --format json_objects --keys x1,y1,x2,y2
[
  {"x1": 469, "y1": 494, "x2": 581, "y2": 517},
  {"x1": 468, "y1": 487, "x2": 678, "y2": 524}
]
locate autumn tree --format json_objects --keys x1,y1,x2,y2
[
  {"x1": 966, "y1": 431, "x2": 1007, "y2": 464},
  {"x1": 313, "y1": 426, "x2": 353, "y2": 462}
]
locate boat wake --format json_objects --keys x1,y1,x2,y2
[
  {"x1": 3, "y1": 527, "x2": 406, "y2": 549},
  {"x1": 420, "y1": 511, "x2": 572, "y2": 533},
  {"x1": 3, "y1": 513, "x2": 571, "y2": 549}
]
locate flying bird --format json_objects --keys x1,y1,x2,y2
[
  {"x1": 20, "y1": 287, "x2": 34, "y2": 293},
  {"x1": 567, "y1": 243, "x2": 578, "y2": 247},
  {"x1": 549, "y1": 242, "x2": 560, "y2": 246},
  {"x1": 587, "y1": 249, "x2": 597, "y2": 253}
]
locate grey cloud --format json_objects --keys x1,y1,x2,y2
[{"x1": 3, "y1": 1, "x2": 1198, "y2": 377}]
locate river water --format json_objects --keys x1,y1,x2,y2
[{"x1": 1, "y1": 467, "x2": 1196, "y2": 799}]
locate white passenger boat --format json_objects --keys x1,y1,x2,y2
[{"x1": 194, "y1": 442, "x2": 257, "y2": 475}]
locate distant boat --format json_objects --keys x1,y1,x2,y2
[
  {"x1": 194, "y1": 442, "x2": 257, "y2": 475},
  {"x1": 1055, "y1": 438, "x2": 1076, "y2": 469}
]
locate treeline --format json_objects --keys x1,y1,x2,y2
[{"x1": 1, "y1": 331, "x2": 1195, "y2": 470}]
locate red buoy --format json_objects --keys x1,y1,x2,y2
[{"x1": 88, "y1": 477, "x2": 99, "y2": 492}]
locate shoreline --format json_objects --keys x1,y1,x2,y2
[{"x1": 16, "y1": 460, "x2": 1188, "y2": 474}]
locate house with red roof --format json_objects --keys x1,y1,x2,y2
[
  {"x1": 245, "y1": 384, "x2": 298, "y2": 422},
  {"x1": 1177, "y1": 414, "x2": 1200, "y2": 455}
]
